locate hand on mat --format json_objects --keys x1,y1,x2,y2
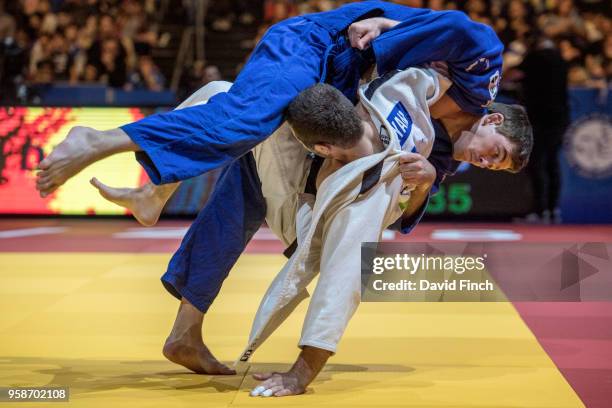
[
  {"x1": 398, "y1": 152, "x2": 436, "y2": 191},
  {"x1": 250, "y1": 371, "x2": 306, "y2": 397}
]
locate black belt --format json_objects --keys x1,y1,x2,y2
[
  {"x1": 282, "y1": 155, "x2": 324, "y2": 259},
  {"x1": 282, "y1": 155, "x2": 384, "y2": 259}
]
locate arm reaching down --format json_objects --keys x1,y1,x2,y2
[{"x1": 299, "y1": 177, "x2": 400, "y2": 352}]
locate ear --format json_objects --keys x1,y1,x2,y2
[
  {"x1": 313, "y1": 143, "x2": 331, "y2": 157},
  {"x1": 483, "y1": 112, "x2": 504, "y2": 126}
]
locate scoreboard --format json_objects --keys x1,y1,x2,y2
[
  {"x1": 425, "y1": 164, "x2": 534, "y2": 220},
  {"x1": 0, "y1": 106, "x2": 149, "y2": 215}
]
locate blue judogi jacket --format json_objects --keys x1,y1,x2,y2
[
  {"x1": 305, "y1": 1, "x2": 502, "y2": 113},
  {"x1": 122, "y1": 1, "x2": 502, "y2": 184}
]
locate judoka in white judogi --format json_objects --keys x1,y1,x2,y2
[{"x1": 239, "y1": 67, "x2": 451, "y2": 362}]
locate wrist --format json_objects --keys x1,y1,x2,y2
[
  {"x1": 290, "y1": 346, "x2": 332, "y2": 386},
  {"x1": 414, "y1": 177, "x2": 434, "y2": 193},
  {"x1": 379, "y1": 17, "x2": 400, "y2": 31}
]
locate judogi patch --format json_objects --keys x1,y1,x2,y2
[{"x1": 387, "y1": 102, "x2": 413, "y2": 146}]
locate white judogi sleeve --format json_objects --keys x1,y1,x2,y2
[{"x1": 299, "y1": 170, "x2": 404, "y2": 351}]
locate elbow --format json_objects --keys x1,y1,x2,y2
[
  {"x1": 444, "y1": 11, "x2": 501, "y2": 51},
  {"x1": 443, "y1": 11, "x2": 472, "y2": 37}
]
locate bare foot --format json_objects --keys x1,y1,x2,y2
[
  {"x1": 163, "y1": 298, "x2": 235, "y2": 375},
  {"x1": 36, "y1": 126, "x2": 136, "y2": 197},
  {"x1": 36, "y1": 127, "x2": 102, "y2": 197},
  {"x1": 90, "y1": 178, "x2": 175, "y2": 226},
  {"x1": 163, "y1": 299, "x2": 235, "y2": 375},
  {"x1": 162, "y1": 338, "x2": 236, "y2": 375}
]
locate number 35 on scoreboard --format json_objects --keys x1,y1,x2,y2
[{"x1": 427, "y1": 183, "x2": 473, "y2": 215}]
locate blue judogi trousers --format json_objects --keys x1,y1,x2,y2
[{"x1": 161, "y1": 153, "x2": 267, "y2": 312}]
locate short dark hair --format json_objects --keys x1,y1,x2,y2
[
  {"x1": 286, "y1": 83, "x2": 363, "y2": 150},
  {"x1": 489, "y1": 102, "x2": 533, "y2": 172}
]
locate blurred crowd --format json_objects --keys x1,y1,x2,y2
[
  {"x1": 258, "y1": 0, "x2": 611, "y2": 87},
  {"x1": 0, "y1": 0, "x2": 166, "y2": 91},
  {"x1": 1, "y1": 0, "x2": 610, "y2": 95}
]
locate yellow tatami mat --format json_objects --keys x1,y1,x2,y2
[{"x1": 0, "y1": 253, "x2": 583, "y2": 407}]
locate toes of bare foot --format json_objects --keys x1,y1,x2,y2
[
  {"x1": 37, "y1": 181, "x2": 55, "y2": 193},
  {"x1": 90, "y1": 177, "x2": 104, "y2": 191},
  {"x1": 90, "y1": 177, "x2": 121, "y2": 203},
  {"x1": 37, "y1": 179, "x2": 57, "y2": 197},
  {"x1": 38, "y1": 158, "x2": 51, "y2": 170},
  {"x1": 36, "y1": 174, "x2": 50, "y2": 185},
  {"x1": 44, "y1": 186, "x2": 58, "y2": 197}
]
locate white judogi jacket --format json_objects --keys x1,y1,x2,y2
[{"x1": 238, "y1": 67, "x2": 451, "y2": 362}]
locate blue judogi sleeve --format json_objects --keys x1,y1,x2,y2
[{"x1": 372, "y1": 10, "x2": 503, "y2": 116}]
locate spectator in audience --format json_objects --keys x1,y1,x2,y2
[
  {"x1": 263, "y1": 0, "x2": 297, "y2": 25},
  {"x1": 202, "y1": 65, "x2": 222, "y2": 85},
  {"x1": 605, "y1": 33, "x2": 612, "y2": 82},
  {"x1": 426, "y1": 0, "x2": 448, "y2": 11},
  {"x1": 215, "y1": 1, "x2": 234, "y2": 31},
  {"x1": 464, "y1": 0, "x2": 492, "y2": 26},
  {"x1": 516, "y1": 32, "x2": 569, "y2": 224},
  {"x1": 179, "y1": 60, "x2": 222, "y2": 99},
  {"x1": 119, "y1": 0, "x2": 147, "y2": 38},
  {"x1": 49, "y1": 31, "x2": 70, "y2": 80},
  {"x1": 82, "y1": 63, "x2": 99, "y2": 83},
  {"x1": 539, "y1": 0, "x2": 586, "y2": 39},
  {"x1": 0, "y1": 2, "x2": 26, "y2": 101},
  {"x1": 95, "y1": 37, "x2": 128, "y2": 87},
  {"x1": 497, "y1": 0, "x2": 536, "y2": 46},
  {"x1": 29, "y1": 33, "x2": 51, "y2": 77},
  {"x1": 0, "y1": 1, "x2": 16, "y2": 40},
  {"x1": 33, "y1": 59, "x2": 54, "y2": 84},
  {"x1": 127, "y1": 54, "x2": 165, "y2": 91}
]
